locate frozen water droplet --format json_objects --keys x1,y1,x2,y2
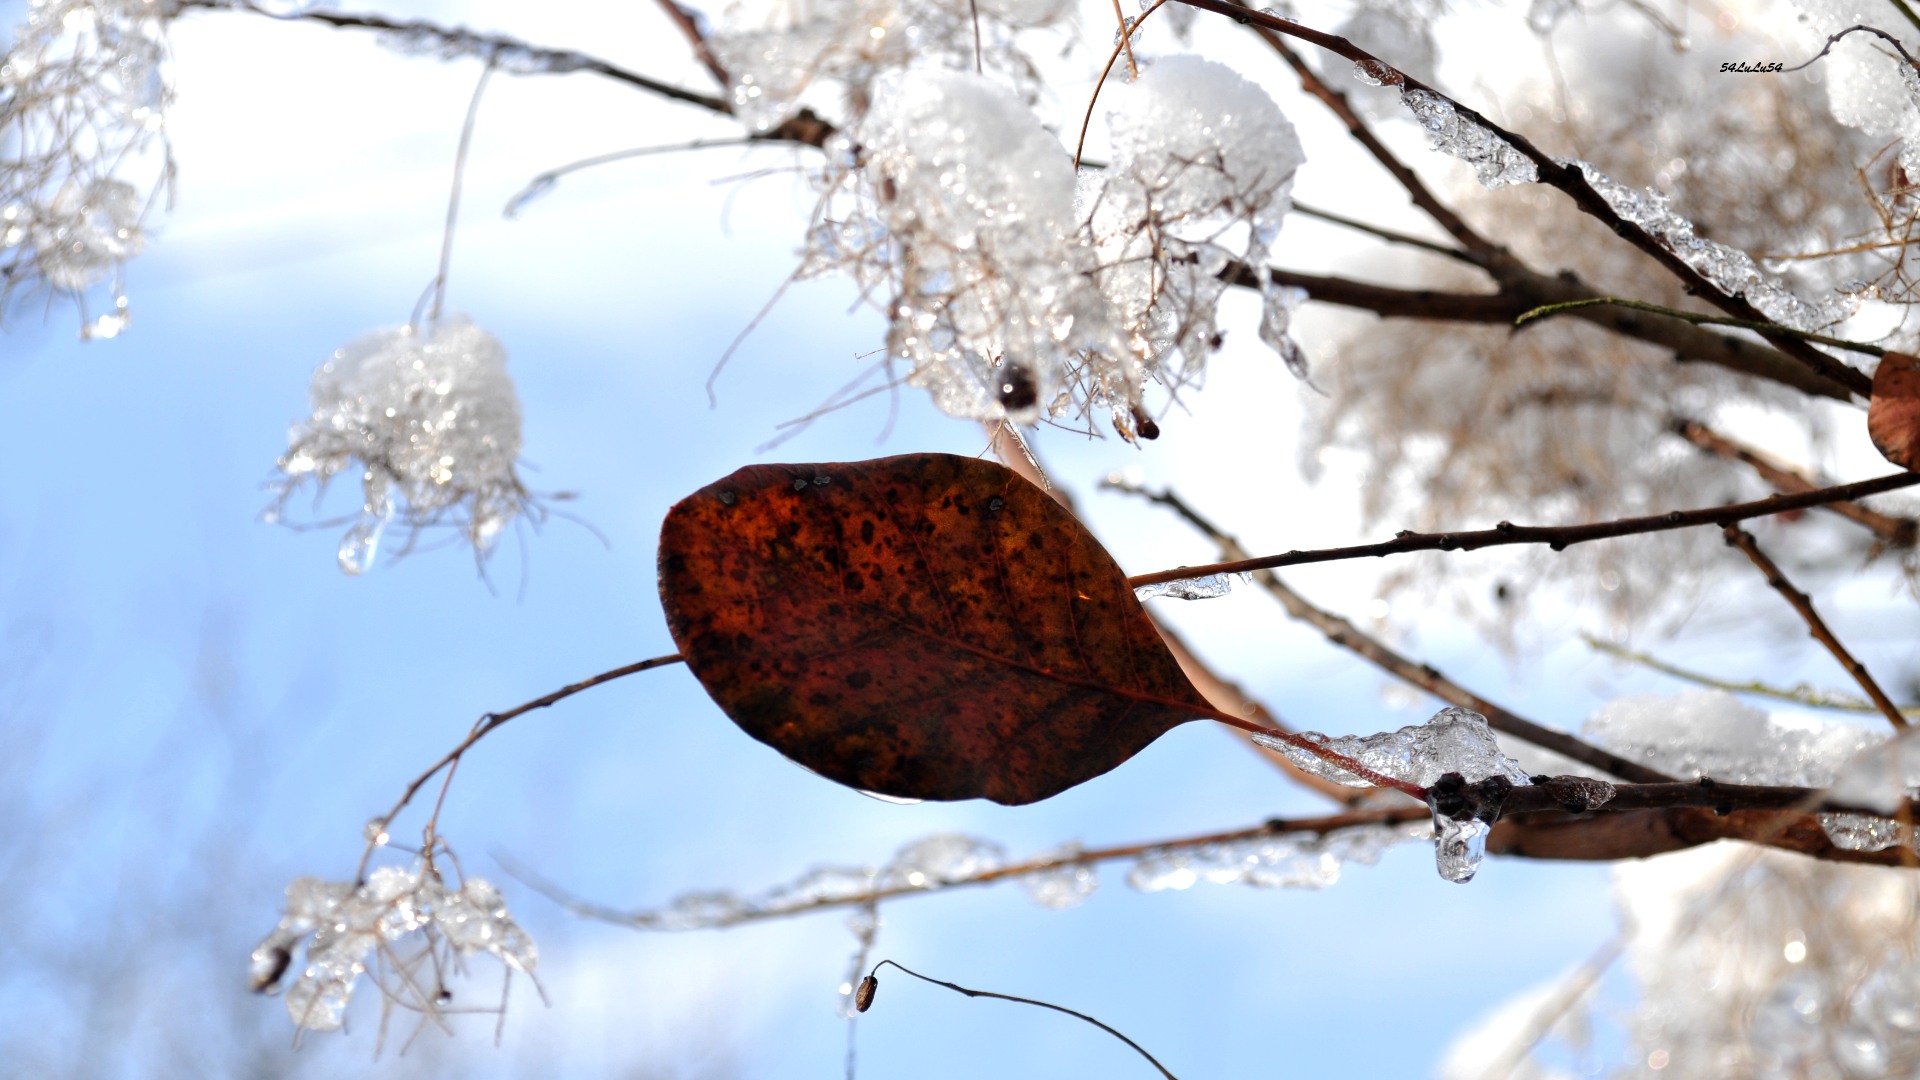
[
  {"x1": 1431, "y1": 814, "x2": 1488, "y2": 883},
  {"x1": 1400, "y1": 89, "x2": 1537, "y2": 188},
  {"x1": 887, "y1": 834, "x2": 1004, "y2": 887},
  {"x1": 336, "y1": 504, "x2": 391, "y2": 576},
  {"x1": 1127, "y1": 851, "x2": 1198, "y2": 892},
  {"x1": 1024, "y1": 845, "x2": 1098, "y2": 909},
  {"x1": 1135, "y1": 571, "x2": 1247, "y2": 601},
  {"x1": 363, "y1": 817, "x2": 390, "y2": 846}
]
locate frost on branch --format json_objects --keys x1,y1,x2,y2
[
  {"x1": 1399, "y1": 90, "x2": 1537, "y2": 189},
  {"x1": 250, "y1": 860, "x2": 538, "y2": 1038},
  {"x1": 707, "y1": 0, "x2": 1073, "y2": 133},
  {"x1": 269, "y1": 316, "x2": 530, "y2": 575},
  {"x1": 1085, "y1": 55, "x2": 1308, "y2": 387},
  {"x1": 1, "y1": 0, "x2": 175, "y2": 338},
  {"x1": 816, "y1": 70, "x2": 1129, "y2": 425},
  {"x1": 1250, "y1": 705, "x2": 1531, "y2": 790},
  {"x1": 1126, "y1": 822, "x2": 1427, "y2": 893}
]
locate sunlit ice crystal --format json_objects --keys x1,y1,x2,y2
[
  {"x1": 1250, "y1": 706, "x2": 1531, "y2": 789},
  {"x1": 1567, "y1": 161, "x2": 1854, "y2": 332},
  {"x1": 1817, "y1": 812, "x2": 1912, "y2": 853},
  {"x1": 1087, "y1": 55, "x2": 1304, "y2": 393},
  {"x1": 885, "y1": 833, "x2": 1005, "y2": 887},
  {"x1": 1431, "y1": 815, "x2": 1488, "y2": 884},
  {"x1": 1134, "y1": 571, "x2": 1247, "y2": 601},
  {"x1": 1398, "y1": 89, "x2": 1536, "y2": 189},
  {"x1": 1024, "y1": 844, "x2": 1098, "y2": 909},
  {"x1": 852, "y1": 69, "x2": 1128, "y2": 425},
  {"x1": 272, "y1": 315, "x2": 528, "y2": 573}
]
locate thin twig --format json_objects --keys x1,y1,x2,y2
[
  {"x1": 1720, "y1": 526, "x2": 1909, "y2": 730},
  {"x1": 651, "y1": 0, "x2": 730, "y2": 89},
  {"x1": 1581, "y1": 631, "x2": 1920, "y2": 717},
  {"x1": 1178, "y1": 0, "x2": 1875, "y2": 398},
  {"x1": 1108, "y1": 0, "x2": 1139, "y2": 79},
  {"x1": 1125, "y1": 472, "x2": 1920, "y2": 589},
  {"x1": 1290, "y1": 200, "x2": 1476, "y2": 262},
  {"x1": 177, "y1": 0, "x2": 734, "y2": 114},
  {"x1": 1112, "y1": 480, "x2": 1678, "y2": 784},
  {"x1": 504, "y1": 137, "x2": 761, "y2": 217},
  {"x1": 1077, "y1": 0, "x2": 1168, "y2": 168},
  {"x1": 425, "y1": 56, "x2": 497, "y2": 329},
  {"x1": 862, "y1": 960, "x2": 1178, "y2": 1080},
  {"x1": 1671, "y1": 418, "x2": 1916, "y2": 548},
  {"x1": 356, "y1": 653, "x2": 685, "y2": 880},
  {"x1": 1516, "y1": 296, "x2": 1885, "y2": 357}
]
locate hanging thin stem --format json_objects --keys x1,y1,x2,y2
[{"x1": 422, "y1": 55, "x2": 498, "y2": 331}]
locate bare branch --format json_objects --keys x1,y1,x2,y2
[
  {"x1": 1720, "y1": 525, "x2": 1909, "y2": 730},
  {"x1": 1176, "y1": 0, "x2": 1876, "y2": 399},
  {"x1": 1113, "y1": 480, "x2": 1679, "y2": 785},
  {"x1": 1126, "y1": 472, "x2": 1920, "y2": 589},
  {"x1": 1673, "y1": 419, "x2": 1917, "y2": 548}
]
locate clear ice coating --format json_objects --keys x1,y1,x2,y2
[
  {"x1": 1566, "y1": 161, "x2": 1858, "y2": 332},
  {"x1": 1125, "y1": 823, "x2": 1427, "y2": 893},
  {"x1": 270, "y1": 316, "x2": 528, "y2": 573},
  {"x1": 1817, "y1": 812, "x2": 1911, "y2": 852},
  {"x1": 884, "y1": 833, "x2": 1006, "y2": 887},
  {"x1": 252, "y1": 860, "x2": 538, "y2": 1034},
  {"x1": 1259, "y1": 281, "x2": 1311, "y2": 381},
  {"x1": 1134, "y1": 571, "x2": 1247, "y2": 601},
  {"x1": 1431, "y1": 814, "x2": 1489, "y2": 883},
  {"x1": 1023, "y1": 844, "x2": 1099, "y2": 909},
  {"x1": 1398, "y1": 89, "x2": 1537, "y2": 189},
  {"x1": 1250, "y1": 706, "x2": 1532, "y2": 789},
  {"x1": 2, "y1": 0, "x2": 174, "y2": 335}
]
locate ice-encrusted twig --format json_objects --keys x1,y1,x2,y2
[
  {"x1": 508, "y1": 808, "x2": 1433, "y2": 929},
  {"x1": 1171, "y1": 0, "x2": 1876, "y2": 399},
  {"x1": 1720, "y1": 526, "x2": 1910, "y2": 731},
  {"x1": 1107, "y1": 478, "x2": 1679, "y2": 785},
  {"x1": 1126, "y1": 472, "x2": 1920, "y2": 589}
]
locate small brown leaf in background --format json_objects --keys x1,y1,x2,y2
[
  {"x1": 1869, "y1": 351, "x2": 1920, "y2": 471},
  {"x1": 657, "y1": 453, "x2": 1210, "y2": 805}
]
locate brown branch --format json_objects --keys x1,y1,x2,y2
[
  {"x1": 530, "y1": 788, "x2": 1920, "y2": 930},
  {"x1": 357, "y1": 653, "x2": 686, "y2": 879},
  {"x1": 1720, "y1": 525, "x2": 1909, "y2": 730},
  {"x1": 1244, "y1": 263, "x2": 1858, "y2": 403},
  {"x1": 1127, "y1": 472, "x2": 1920, "y2": 589},
  {"x1": 651, "y1": 0, "x2": 731, "y2": 90},
  {"x1": 1232, "y1": 4, "x2": 1494, "y2": 258},
  {"x1": 1115, "y1": 482, "x2": 1677, "y2": 784},
  {"x1": 1155, "y1": 620, "x2": 1379, "y2": 805},
  {"x1": 1674, "y1": 418, "x2": 1917, "y2": 547},
  {"x1": 178, "y1": 0, "x2": 735, "y2": 114},
  {"x1": 1175, "y1": 0, "x2": 1875, "y2": 399}
]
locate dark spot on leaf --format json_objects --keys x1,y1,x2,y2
[{"x1": 847, "y1": 671, "x2": 872, "y2": 689}]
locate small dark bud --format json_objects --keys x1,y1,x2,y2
[
  {"x1": 996, "y1": 364, "x2": 1038, "y2": 411},
  {"x1": 854, "y1": 974, "x2": 878, "y2": 1012},
  {"x1": 1530, "y1": 774, "x2": 1552, "y2": 786}
]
